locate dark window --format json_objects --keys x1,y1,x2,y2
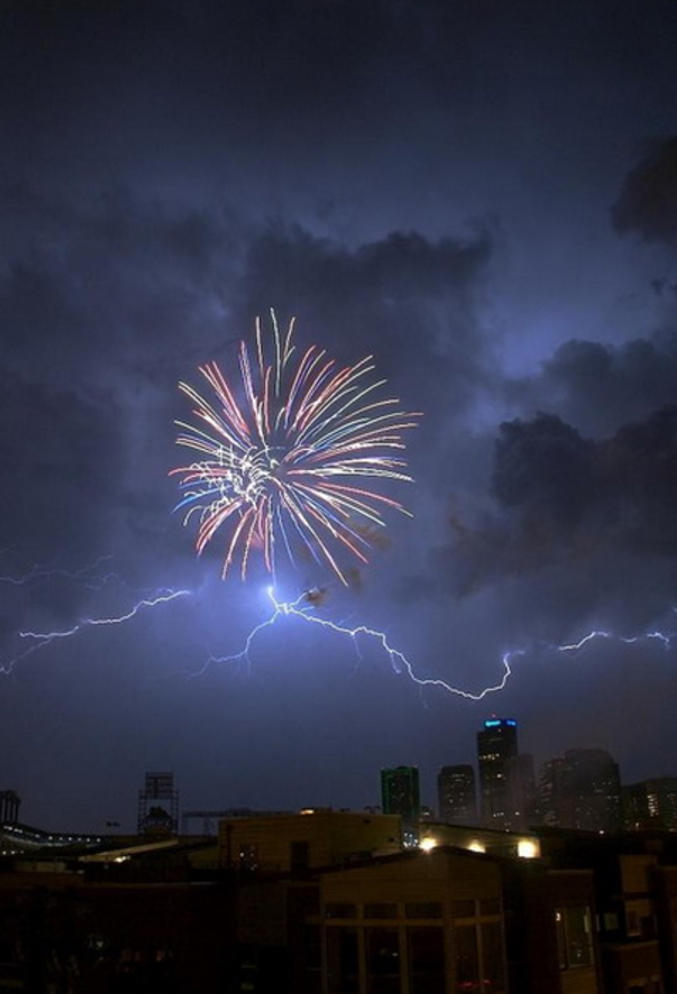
[
  {"x1": 365, "y1": 903, "x2": 398, "y2": 919},
  {"x1": 408, "y1": 927, "x2": 445, "y2": 994},
  {"x1": 479, "y1": 898, "x2": 500, "y2": 916},
  {"x1": 451, "y1": 899, "x2": 476, "y2": 919},
  {"x1": 304, "y1": 924, "x2": 321, "y2": 972},
  {"x1": 327, "y1": 927, "x2": 359, "y2": 994},
  {"x1": 290, "y1": 840, "x2": 310, "y2": 872},
  {"x1": 325, "y1": 903, "x2": 357, "y2": 920},
  {"x1": 367, "y1": 927, "x2": 400, "y2": 994},
  {"x1": 455, "y1": 925, "x2": 479, "y2": 992},
  {"x1": 480, "y1": 922, "x2": 505, "y2": 992},
  {"x1": 405, "y1": 902, "x2": 443, "y2": 920}
]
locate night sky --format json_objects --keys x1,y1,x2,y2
[{"x1": 2, "y1": 0, "x2": 677, "y2": 833}]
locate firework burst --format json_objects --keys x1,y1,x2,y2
[{"x1": 172, "y1": 311, "x2": 419, "y2": 583}]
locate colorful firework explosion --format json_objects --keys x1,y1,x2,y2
[{"x1": 172, "y1": 312, "x2": 419, "y2": 583}]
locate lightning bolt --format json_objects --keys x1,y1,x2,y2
[
  {"x1": 2, "y1": 588, "x2": 191, "y2": 675},
  {"x1": 200, "y1": 590, "x2": 677, "y2": 701},
  {"x1": 0, "y1": 555, "x2": 122, "y2": 590},
  {"x1": 557, "y1": 629, "x2": 672, "y2": 653},
  {"x1": 201, "y1": 587, "x2": 520, "y2": 700},
  {"x1": 3, "y1": 553, "x2": 675, "y2": 697}
]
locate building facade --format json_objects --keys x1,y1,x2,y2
[
  {"x1": 381, "y1": 767, "x2": 420, "y2": 845},
  {"x1": 437, "y1": 765, "x2": 476, "y2": 825},
  {"x1": 320, "y1": 847, "x2": 507, "y2": 994},
  {"x1": 476, "y1": 719, "x2": 519, "y2": 830},
  {"x1": 624, "y1": 778, "x2": 677, "y2": 831},
  {"x1": 539, "y1": 750, "x2": 622, "y2": 833}
]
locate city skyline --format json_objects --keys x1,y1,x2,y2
[
  {"x1": 2, "y1": 0, "x2": 677, "y2": 832},
  {"x1": 4, "y1": 713, "x2": 677, "y2": 834}
]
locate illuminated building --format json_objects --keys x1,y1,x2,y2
[
  {"x1": 217, "y1": 809, "x2": 401, "y2": 871},
  {"x1": 477, "y1": 718, "x2": 519, "y2": 830},
  {"x1": 380, "y1": 766, "x2": 420, "y2": 844},
  {"x1": 624, "y1": 777, "x2": 677, "y2": 831},
  {"x1": 437, "y1": 764, "x2": 477, "y2": 824}
]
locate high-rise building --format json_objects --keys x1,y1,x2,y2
[
  {"x1": 537, "y1": 749, "x2": 621, "y2": 833},
  {"x1": 538, "y1": 757, "x2": 572, "y2": 826},
  {"x1": 477, "y1": 718, "x2": 518, "y2": 830},
  {"x1": 624, "y1": 778, "x2": 677, "y2": 831},
  {"x1": 506, "y1": 753, "x2": 537, "y2": 831},
  {"x1": 567, "y1": 748, "x2": 621, "y2": 833},
  {"x1": 437, "y1": 765, "x2": 476, "y2": 825},
  {"x1": 380, "y1": 766, "x2": 420, "y2": 845}
]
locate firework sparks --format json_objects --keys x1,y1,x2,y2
[{"x1": 172, "y1": 312, "x2": 419, "y2": 583}]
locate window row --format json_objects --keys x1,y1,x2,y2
[
  {"x1": 324, "y1": 898, "x2": 501, "y2": 921},
  {"x1": 326, "y1": 923, "x2": 505, "y2": 994}
]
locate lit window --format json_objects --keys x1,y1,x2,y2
[
  {"x1": 517, "y1": 839, "x2": 539, "y2": 859},
  {"x1": 556, "y1": 906, "x2": 594, "y2": 969}
]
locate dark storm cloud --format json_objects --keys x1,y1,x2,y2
[
  {"x1": 509, "y1": 331, "x2": 677, "y2": 436},
  {"x1": 239, "y1": 223, "x2": 495, "y2": 419},
  {"x1": 0, "y1": 176, "x2": 492, "y2": 393},
  {"x1": 0, "y1": 370, "x2": 122, "y2": 559},
  {"x1": 0, "y1": 184, "x2": 245, "y2": 384},
  {"x1": 0, "y1": 368, "x2": 125, "y2": 642},
  {"x1": 612, "y1": 135, "x2": 677, "y2": 244},
  {"x1": 438, "y1": 407, "x2": 677, "y2": 610}
]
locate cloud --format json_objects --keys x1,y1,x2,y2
[
  {"x1": 238, "y1": 222, "x2": 496, "y2": 427},
  {"x1": 0, "y1": 370, "x2": 123, "y2": 560},
  {"x1": 612, "y1": 135, "x2": 677, "y2": 245},
  {"x1": 508, "y1": 331, "x2": 677, "y2": 437},
  {"x1": 429, "y1": 407, "x2": 677, "y2": 629}
]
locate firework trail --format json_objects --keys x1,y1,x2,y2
[{"x1": 172, "y1": 312, "x2": 419, "y2": 584}]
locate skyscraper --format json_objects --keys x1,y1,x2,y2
[
  {"x1": 437, "y1": 765, "x2": 476, "y2": 825},
  {"x1": 506, "y1": 752, "x2": 537, "y2": 831},
  {"x1": 476, "y1": 718, "x2": 518, "y2": 830},
  {"x1": 381, "y1": 766, "x2": 420, "y2": 845},
  {"x1": 537, "y1": 749, "x2": 621, "y2": 833},
  {"x1": 538, "y1": 757, "x2": 571, "y2": 826}
]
